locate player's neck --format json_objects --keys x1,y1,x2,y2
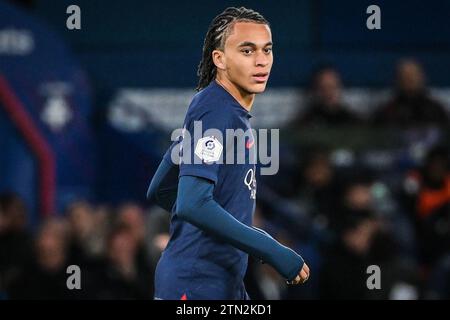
[{"x1": 215, "y1": 77, "x2": 255, "y2": 112}]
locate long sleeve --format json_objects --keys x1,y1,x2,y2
[
  {"x1": 175, "y1": 175, "x2": 304, "y2": 281},
  {"x1": 146, "y1": 158, "x2": 178, "y2": 212}
]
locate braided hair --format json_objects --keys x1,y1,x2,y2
[{"x1": 196, "y1": 7, "x2": 269, "y2": 91}]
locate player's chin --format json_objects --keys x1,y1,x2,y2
[{"x1": 248, "y1": 82, "x2": 268, "y2": 94}]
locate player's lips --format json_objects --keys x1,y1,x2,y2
[{"x1": 252, "y1": 72, "x2": 269, "y2": 83}]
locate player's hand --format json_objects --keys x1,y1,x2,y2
[{"x1": 287, "y1": 262, "x2": 310, "y2": 285}]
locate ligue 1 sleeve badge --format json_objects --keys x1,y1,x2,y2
[{"x1": 195, "y1": 136, "x2": 223, "y2": 163}]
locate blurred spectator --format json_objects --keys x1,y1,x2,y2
[
  {"x1": 145, "y1": 207, "x2": 170, "y2": 269},
  {"x1": 338, "y1": 175, "x2": 415, "y2": 262},
  {"x1": 425, "y1": 254, "x2": 450, "y2": 299},
  {"x1": 294, "y1": 149, "x2": 341, "y2": 231},
  {"x1": 91, "y1": 204, "x2": 112, "y2": 254},
  {"x1": 117, "y1": 203, "x2": 146, "y2": 245},
  {"x1": 0, "y1": 193, "x2": 33, "y2": 296},
  {"x1": 95, "y1": 224, "x2": 153, "y2": 299},
  {"x1": 402, "y1": 145, "x2": 450, "y2": 267},
  {"x1": 8, "y1": 218, "x2": 72, "y2": 299},
  {"x1": 341, "y1": 176, "x2": 373, "y2": 212},
  {"x1": 116, "y1": 203, "x2": 153, "y2": 279},
  {"x1": 319, "y1": 210, "x2": 419, "y2": 300},
  {"x1": 374, "y1": 59, "x2": 448, "y2": 127},
  {"x1": 317, "y1": 173, "x2": 376, "y2": 236},
  {"x1": 290, "y1": 66, "x2": 362, "y2": 127},
  {"x1": 66, "y1": 201, "x2": 104, "y2": 265},
  {"x1": 319, "y1": 212, "x2": 380, "y2": 299},
  {"x1": 319, "y1": 174, "x2": 420, "y2": 299}
]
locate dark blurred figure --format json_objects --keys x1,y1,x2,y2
[
  {"x1": 295, "y1": 149, "x2": 341, "y2": 230},
  {"x1": 0, "y1": 193, "x2": 33, "y2": 296},
  {"x1": 374, "y1": 59, "x2": 448, "y2": 127},
  {"x1": 320, "y1": 176, "x2": 420, "y2": 299},
  {"x1": 117, "y1": 203, "x2": 147, "y2": 249},
  {"x1": 67, "y1": 201, "x2": 94, "y2": 257},
  {"x1": 320, "y1": 212, "x2": 419, "y2": 299},
  {"x1": 291, "y1": 66, "x2": 362, "y2": 127},
  {"x1": 425, "y1": 254, "x2": 450, "y2": 299},
  {"x1": 66, "y1": 201, "x2": 105, "y2": 267},
  {"x1": 95, "y1": 224, "x2": 153, "y2": 299},
  {"x1": 64, "y1": 201, "x2": 111, "y2": 298},
  {"x1": 145, "y1": 207, "x2": 170, "y2": 271},
  {"x1": 116, "y1": 203, "x2": 153, "y2": 280},
  {"x1": 402, "y1": 145, "x2": 450, "y2": 268},
  {"x1": 319, "y1": 209, "x2": 380, "y2": 299},
  {"x1": 8, "y1": 218, "x2": 73, "y2": 299}
]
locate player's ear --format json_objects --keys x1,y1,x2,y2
[{"x1": 212, "y1": 50, "x2": 226, "y2": 70}]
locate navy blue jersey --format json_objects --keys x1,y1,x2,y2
[{"x1": 155, "y1": 81, "x2": 257, "y2": 299}]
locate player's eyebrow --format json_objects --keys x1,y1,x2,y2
[{"x1": 238, "y1": 41, "x2": 273, "y2": 48}]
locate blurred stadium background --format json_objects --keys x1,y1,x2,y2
[{"x1": 0, "y1": 0, "x2": 449, "y2": 299}]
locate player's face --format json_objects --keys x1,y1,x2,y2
[{"x1": 221, "y1": 22, "x2": 273, "y2": 94}]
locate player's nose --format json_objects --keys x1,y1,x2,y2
[{"x1": 255, "y1": 51, "x2": 270, "y2": 67}]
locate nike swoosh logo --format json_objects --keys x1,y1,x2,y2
[{"x1": 246, "y1": 140, "x2": 254, "y2": 149}]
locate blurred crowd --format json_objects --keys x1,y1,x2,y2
[
  {"x1": 249, "y1": 58, "x2": 449, "y2": 300},
  {"x1": 0, "y1": 196, "x2": 171, "y2": 299},
  {"x1": 0, "y1": 58, "x2": 449, "y2": 300},
  {"x1": 289, "y1": 58, "x2": 448, "y2": 127}
]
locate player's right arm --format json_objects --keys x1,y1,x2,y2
[
  {"x1": 146, "y1": 141, "x2": 180, "y2": 212},
  {"x1": 176, "y1": 175, "x2": 309, "y2": 284},
  {"x1": 146, "y1": 158, "x2": 178, "y2": 212}
]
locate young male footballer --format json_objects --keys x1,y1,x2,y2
[{"x1": 147, "y1": 7, "x2": 309, "y2": 300}]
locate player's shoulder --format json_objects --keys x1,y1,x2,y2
[{"x1": 187, "y1": 81, "x2": 232, "y2": 118}]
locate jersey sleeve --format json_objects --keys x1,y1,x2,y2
[
  {"x1": 163, "y1": 140, "x2": 181, "y2": 165},
  {"x1": 179, "y1": 107, "x2": 233, "y2": 185}
]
